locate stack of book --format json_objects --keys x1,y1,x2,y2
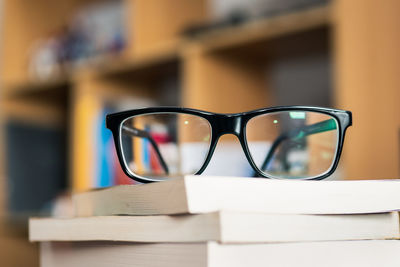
[{"x1": 30, "y1": 176, "x2": 400, "y2": 266}]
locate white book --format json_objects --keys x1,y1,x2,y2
[
  {"x1": 41, "y1": 240, "x2": 400, "y2": 267},
  {"x1": 30, "y1": 211, "x2": 400, "y2": 243},
  {"x1": 73, "y1": 176, "x2": 400, "y2": 216}
]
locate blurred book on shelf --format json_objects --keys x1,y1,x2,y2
[
  {"x1": 84, "y1": 97, "x2": 158, "y2": 190},
  {"x1": 95, "y1": 106, "x2": 127, "y2": 187}
]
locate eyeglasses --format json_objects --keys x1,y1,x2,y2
[{"x1": 106, "y1": 106, "x2": 352, "y2": 183}]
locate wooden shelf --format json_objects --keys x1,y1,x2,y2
[
  {"x1": 1, "y1": 76, "x2": 69, "y2": 127},
  {"x1": 1, "y1": 0, "x2": 205, "y2": 91},
  {"x1": 2, "y1": 4, "x2": 331, "y2": 98},
  {"x1": 2, "y1": 99, "x2": 66, "y2": 127},
  {"x1": 2, "y1": 45, "x2": 179, "y2": 98},
  {"x1": 88, "y1": 45, "x2": 179, "y2": 80},
  {"x1": 2, "y1": 77, "x2": 69, "y2": 98},
  {"x1": 1, "y1": 4, "x2": 331, "y2": 101},
  {"x1": 182, "y1": 5, "x2": 331, "y2": 54}
]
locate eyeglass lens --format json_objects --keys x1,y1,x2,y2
[
  {"x1": 246, "y1": 111, "x2": 339, "y2": 179},
  {"x1": 120, "y1": 113, "x2": 212, "y2": 179}
]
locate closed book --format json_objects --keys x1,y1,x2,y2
[
  {"x1": 73, "y1": 176, "x2": 400, "y2": 216},
  {"x1": 29, "y1": 211, "x2": 400, "y2": 243},
  {"x1": 40, "y1": 240, "x2": 400, "y2": 267}
]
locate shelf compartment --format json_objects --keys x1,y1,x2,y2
[{"x1": 182, "y1": 5, "x2": 331, "y2": 54}]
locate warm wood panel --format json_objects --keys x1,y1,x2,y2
[
  {"x1": 0, "y1": 226, "x2": 39, "y2": 267},
  {"x1": 182, "y1": 49, "x2": 271, "y2": 113},
  {"x1": 334, "y1": 0, "x2": 400, "y2": 179},
  {"x1": 130, "y1": 0, "x2": 208, "y2": 58}
]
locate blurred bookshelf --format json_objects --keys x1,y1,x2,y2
[{"x1": 1, "y1": 0, "x2": 400, "y2": 265}]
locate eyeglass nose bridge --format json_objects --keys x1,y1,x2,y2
[
  {"x1": 213, "y1": 114, "x2": 243, "y2": 137},
  {"x1": 196, "y1": 114, "x2": 245, "y2": 175}
]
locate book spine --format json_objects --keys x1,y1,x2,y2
[{"x1": 97, "y1": 107, "x2": 115, "y2": 188}]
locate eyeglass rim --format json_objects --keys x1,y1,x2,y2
[
  {"x1": 106, "y1": 106, "x2": 352, "y2": 183},
  {"x1": 243, "y1": 112, "x2": 340, "y2": 180},
  {"x1": 119, "y1": 112, "x2": 213, "y2": 182}
]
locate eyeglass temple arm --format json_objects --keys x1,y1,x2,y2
[
  {"x1": 122, "y1": 125, "x2": 169, "y2": 174},
  {"x1": 259, "y1": 118, "x2": 337, "y2": 172}
]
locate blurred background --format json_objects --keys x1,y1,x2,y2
[{"x1": 0, "y1": 0, "x2": 399, "y2": 266}]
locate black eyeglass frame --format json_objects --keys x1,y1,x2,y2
[{"x1": 106, "y1": 106, "x2": 352, "y2": 183}]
